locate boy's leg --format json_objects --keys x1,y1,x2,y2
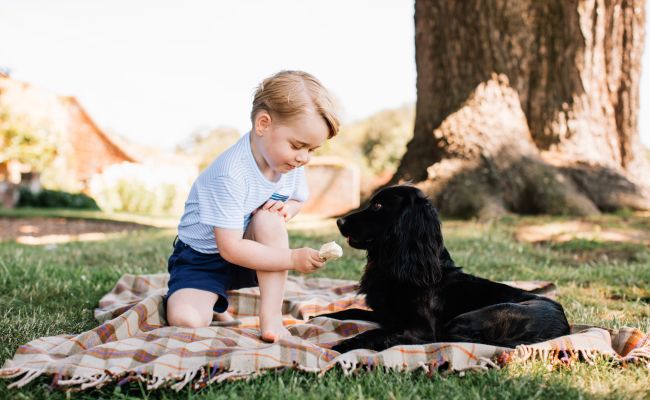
[
  {"x1": 245, "y1": 209, "x2": 291, "y2": 342},
  {"x1": 166, "y1": 288, "x2": 218, "y2": 328}
]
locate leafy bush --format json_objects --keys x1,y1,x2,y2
[
  {"x1": 17, "y1": 187, "x2": 100, "y2": 209},
  {"x1": 111, "y1": 180, "x2": 177, "y2": 215},
  {"x1": 0, "y1": 106, "x2": 61, "y2": 173},
  {"x1": 316, "y1": 104, "x2": 414, "y2": 177},
  {"x1": 314, "y1": 104, "x2": 414, "y2": 197},
  {"x1": 176, "y1": 126, "x2": 240, "y2": 171},
  {"x1": 88, "y1": 162, "x2": 194, "y2": 215}
]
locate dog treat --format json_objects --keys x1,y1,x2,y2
[{"x1": 319, "y1": 241, "x2": 343, "y2": 261}]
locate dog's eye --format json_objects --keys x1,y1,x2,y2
[{"x1": 371, "y1": 203, "x2": 382, "y2": 211}]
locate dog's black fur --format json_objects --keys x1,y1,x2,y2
[{"x1": 318, "y1": 185, "x2": 570, "y2": 353}]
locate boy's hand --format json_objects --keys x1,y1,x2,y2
[
  {"x1": 253, "y1": 200, "x2": 289, "y2": 221},
  {"x1": 291, "y1": 248, "x2": 326, "y2": 273}
]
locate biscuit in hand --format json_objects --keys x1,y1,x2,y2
[{"x1": 318, "y1": 241, "x2": 343, "y2": 261}]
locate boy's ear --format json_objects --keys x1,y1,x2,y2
[{"x1": 254, "y1": 110, "x2": 272, "y2": 136}]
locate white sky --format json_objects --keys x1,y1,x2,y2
[{"x1": 1, "y1": 0, "x2": 650, "y2": 150}]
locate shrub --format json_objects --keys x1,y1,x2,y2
[
  {"x1": 315, "y1": 104, "x2": 414, "y2": 198},
  {"x1": 88, "y1": 162, "x2": 195, "y2": 215},
  {"x1": 17, "y1": 187, "x2": 100, "y2": 209},
  {"x1": 316, "y1": 104, "x2": 414, "y2": 177}
]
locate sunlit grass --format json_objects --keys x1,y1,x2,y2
[{"x1": 0, "y1": 211, "x2": 648, "y2": 399}]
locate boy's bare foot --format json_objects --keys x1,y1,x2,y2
[
  {"x1": 260, "y1": 316, "x2": 291, "y2": 343},
  {"x1": 209, "y1": 311, "x2": 241, "y2": 327},
  {"x1": 214, "y1": 311, "x2": 235, "y2": 322}
]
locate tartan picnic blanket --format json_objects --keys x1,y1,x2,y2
[{"x1": 1, "y1": 273, "x2": 649, "y2": 392}]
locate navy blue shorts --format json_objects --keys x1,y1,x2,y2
[{"x1": 163, "y1": 237, "x2": 258, "y2": 313}]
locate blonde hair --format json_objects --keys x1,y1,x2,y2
[{"x1": 251, "y1": 70, "x2": 340, "y2": 138}]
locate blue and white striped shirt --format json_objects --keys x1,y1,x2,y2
[{"x1": 177, "y1": 132, "x2": 309, "y2": 254}]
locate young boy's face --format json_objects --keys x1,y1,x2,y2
[{"x1": 257, "y1": 109, "x2": 329, "y2": 174}]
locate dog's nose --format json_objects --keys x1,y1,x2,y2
[{"x1": 336, "y1": 218, "x2": 345, "y2": 229}]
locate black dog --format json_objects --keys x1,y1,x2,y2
[{"x1": 319, "y1": 185, "x2": 570, "y2": 353}]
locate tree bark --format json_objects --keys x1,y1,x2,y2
[{"x1": 395, "y1": 0, "x2": 650, "y2": 218}]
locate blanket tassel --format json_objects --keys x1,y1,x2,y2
[
  {"x1": 620, "y1": 347, "x2": 650, "y2": 365},
  {"x1": 206, "y1": 370, "x2": 245, "y2": 385},
  {"x1": 337, "y1": 356, "x2": 359, "y2": 376},
  {"x1": 146, "y1": 375, "x2": 167, "y2": 390},
  {"x1": 0, "y1": 368, "x2": 26, "y2": 379},
  {"x1": 57, "y1": 375, "x2": 91, "y2": 386},
  {"x1": 170, "y1": 368, "x2": 198, "y2": 391},
  {"x1": 7, "y1": 369, "x2": 45, "y2": 389},
  {"x1": 80, "y1": 373, "x2": 110, "y2": 390}
]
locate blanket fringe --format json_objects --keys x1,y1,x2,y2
[
  {"x1": 0, "y1": 368, "x2": 26, "y2": 379},
  {"x1": 206, "y1": 370, "x2": 247, "y2": 385},
  {"x1": 337, "y1": 356, "x2": 359, "y2": 376},
  {"x1": 620, "y1": 347, "x2": 650, "y2": 366},
  {"x1": 3, "y1": 334, "x2": 649, "y2": 392},
  {"x1": 170, "y1": 368, "x2": 198, "y2": 391},
  {"x1": 511, "y1": 345, "x2": 615, "y2": 368},
  {"x1": 7, "y1": 368, "x2": 45, "y2": 389},
  {"x1": 1, "y1": 364, "x2": 291, "y2": 392},
  {"x1": 57, "y1": 375, "x2": 92, "y2": 386},
  {"x1": 329, "y1": 352, "x2": 497, "y2": 377},
  {"x1": 474, "y1": 356, "x2": 499, "y2": 370},
  {"x1": 146, "y1": 375, "x2": 166, "y2": 390},
  {"x1": 80, "y1": 373, "x2": 111, "y2": 390}
]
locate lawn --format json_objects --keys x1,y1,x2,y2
[{"x1": 0, "y1": 210, "x2": 649, "y2": 399}]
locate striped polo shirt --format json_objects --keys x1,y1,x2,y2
[{"x1": 177, "y1": 132, "x2": 309, "y2": 254}]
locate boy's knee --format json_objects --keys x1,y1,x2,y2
[
  {"x1": 251, "y1": 209, "x2": 285, "y2": 225},
  {"x1": 249, "y1": 210, "x2": 287, "y2": 239},
  {"x1": 166, "y1": 304, "x2": 212, "y2": 328}
]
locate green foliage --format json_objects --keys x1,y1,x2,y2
[
  {"x1": 0, "y1": 109, "x2": 60, "y2": 172},
  {"x1": 16, "y1": 188, "x2": 99, "y2": 210},
  {"x1": 176, "y1": 126, "x2": 240, "y2": 171},
  {"x1": 38, "y1": 157, "x2": 85, "y2": 193},
  {"x1": 93, "y1": 179, "x2": 179, "y2": 215},
  {"x1": 87, "y1": 162, "x2": 192, "y2": 216},
  {"x1": 317, "y1": 104, "x2": 414, "y2": 177}
]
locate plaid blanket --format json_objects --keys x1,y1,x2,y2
[{"x1": 1, "y1": 273, "x2": 649, "y2": 392}]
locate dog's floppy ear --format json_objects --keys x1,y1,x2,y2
[{"x1": 381, "y1": 197, "x2": 444, "y2": 287}]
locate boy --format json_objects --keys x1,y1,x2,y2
[{"x1": 164, "y1": 71, "x2": 340, "y2": 342}]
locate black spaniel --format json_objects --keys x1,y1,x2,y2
[{"x1": 319, "y1": 185, "x2": 570, "y2": 353}]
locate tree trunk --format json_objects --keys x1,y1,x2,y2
[{"x1": 394, "y1": 0, "x2": 650, "y2": 218}]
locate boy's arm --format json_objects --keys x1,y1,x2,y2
[
  {"x1": 214, "y1": 226, "x2": 322, "y2": 273},
  {"x1": 284, "y1": 199, "x2": 302, "y2": 220}
]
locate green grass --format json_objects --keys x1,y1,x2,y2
[{"x1": 1, "y1": 211, "x2": 649, "y2": 399}]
